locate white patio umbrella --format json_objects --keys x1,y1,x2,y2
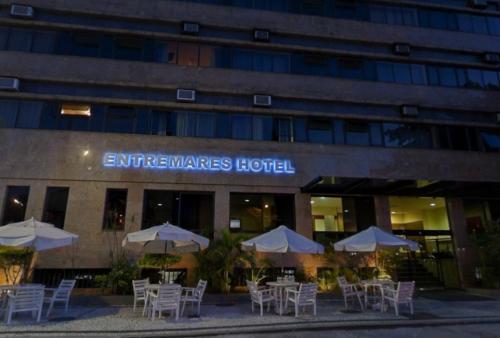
[
  {"x1": 333, "y1": 226, "x2": 419, "y2": 277},
  {"x1": 333, "y1": 226, "x2": 419, "y2": 252},
  {"x1": 0, "y1": 217, "x2": 79, "y2": 251},
  {"x1": 122, "y1": 222, "x2": 210, "y2": 282},
  {"x1": 241, "y1": 225, "x2": 324, "y2": 273}
]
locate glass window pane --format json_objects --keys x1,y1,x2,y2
[
  {"x1": 471, "y1": 15, "x2": 488, "y2": 34},
  {"x1": 0, "y1": 27, "x2": 8, "y2": 49},
  {"x1": 0, "y1": 100, "x2": 19, "y2": 128},
  {"x1": 370, "y1": 122, "x2": 383, "y2": 146},
  {"x1": 175, "y1": 111, "x2": 196, "y2": 137},
  {"x1": 308, "y1": 119, "x2": 332, "y2": 144},
  {"x1": 293, "y1": 118, "x2": 307, "y2": 142},
  {"x1": 383, "y1": 123, "x2": 432, "y2": 148},
  {"x1": 142, "y1": 190, "x2": 176, "y2": 229},
  {"x1": 72, "y1": 33, "x2": 100, "y2": 57},
  {"x1": 438, "y1": 67, "x2": 458, "y2": 87},
  {"x1": 402, "y1": 8, "x2": 417, "y2": 26},
  {"x1": 449, "y1": 126, "x2": 469, "y2": 150},
  {"x1": 376, "y1": 62, "x2": 394, "y2": 82},
  {"x1": 272, "y1": 54, "x2": 290, "y2": 73},
  {"x1": 16, "y1": 101, "x2": 44, "y2": 129},
  {"x1": 273, "y1": 118, "x2": 292, "y2": 142},
  {"x1": 338, "y1": 58, "x2": 364, "y2": 79},
  {"x1": 480, "y1": 130, "x2": 500, "y2": 152},
  {"x1": 151, "y1": 110, "x2": 170, "y2": 136},
  {"x1": 42, "y1": 187, "x2": 69, "y2": 229},
  {"x1": 466, "y1": 69, "x2": 484, "y2": 88},
  {"x1": 32, "y1": 31, "x2": 57, "y2": 53},
  {"x1": 103, "y1": 189, "x2": 127, "y2": 231},
  {"x1": 216, "y1": 113, "x2": 231, "y2": 138},
  {"x1": 410, "y1": 64, "x2": 426, "y2": 85},
  {"x1": 232, "y1": 49, "x2": 253, "y2": 70},
  {"x1": 252, "y1": 115, "x2": 273, "y2": 141},
  {"x1": 483, "y1": 70, "x2": 499, "y2": 89},
  {"x1": 178, "y1": 43, "x2": 199, "y2": 66},
  {"x1": 393, "y1": 63, "x2": 412, "y2": 84},
  {"x1": 199, "y1": 46, "x2": 214, "y2": 67},
  {"x1": 2, "y1": 186, "x2": 29, "y2": 225},
  {"x1": 232, "y1": 114, "x2": 252, "y2": 140},
  {"x1": 487, "y1": 17, "x2": 500, "y2": 36},
  {"x1": 369, "y1": 5, "x2": 386, "y2": 23},
  {"x1": 254, "y1": 53, "x2": 273, "y2": 72},
  {"x1": 345, "y1": 121, "x2": 370, "y2": 146},
  {"x1": 7, "y1": 28, "x2": 32, "y2": 51},
  {"x1": 457, "y1": 14, "x2": 474, "y2": 32},
  {"x1": 114, "y1": 37, "x2": 144, "y2": 61},
  {"x1": 196, "y1": 112, "x2": 216, "y2": 138},
  {"x1": 105, "y1": 106, "x2": 136, "y2": 133}
]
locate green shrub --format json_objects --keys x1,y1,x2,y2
[
  {"x1": 95, "y1": 256, "x2": 139, "y2": 294},
  {"x1": 0, "y1": 246, "x2": 34, "y2": 284}
]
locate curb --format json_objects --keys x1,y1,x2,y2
[{"x1": 2, "y1": 316, "x2": 500, "y2": 337}]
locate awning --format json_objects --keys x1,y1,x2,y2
[{"x1": 301, "y1": 176, "x2": 500, "y2": 199}]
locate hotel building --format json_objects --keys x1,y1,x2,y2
[{"x1": 0, "y1": 0, "x2": 499, "y2": 289}]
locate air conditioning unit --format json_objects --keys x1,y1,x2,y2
[
  {"x1": 483, "y1": 52, "x2": 500, "y2": 64},
  {"x1": 182, "y1": 22, "x2": 199, "y2": 35},
  {"x1": 469, "y1": 0, "x2": 487, "y2": 9},
  {"x1": 176, "y1": 89, "x2": 196, "y2": 102},
  {"x1": 253, "y1": 29, "x2": 270, "y2": 42},
  {"x1": 0, "y1": 77, "x2": 20, "y2": 91},
  {"x1": 10, "y1": 4, "x2": 34, "y2": 18},
  {"x1": 253, "y1": 95, "x2": 272, "y2": 107},
  {"x1": 393, "y1": 43, "x2": 411, "y2": 56},
  {"x1": 400, "y1": 105, "x2": 419, "y2": 117}
]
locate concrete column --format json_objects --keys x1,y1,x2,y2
[
  {"x1": 213, "y1": 187, "x2": 230, "y2": 238},
  {"x1": 24, "y1": 181, "x2": 46, "y2": 221},
  {"x1": 374, "y1": 195, "x2": 392, "y2": 232},
  {"x1": 446, "y1": 197, "x2": 475, "y2": 288},
  {"x1": 295, "y1": 192, "x2": 312, "y2": 239},
  {"x1": 125, "y1": 184, "x2": 143, "y2": 234}
]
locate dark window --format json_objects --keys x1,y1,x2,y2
[
  {"x1": 42, "y1": 187, "x2": 69, "y2": 229},
  {"x1": 72, "y1": 33, "x2": 100, "y2": 57},
  {"x1": 273, "y1": 118, "x2": 292, "y2": 142},
  {"x1": 105, "y1": 106, "x2": 136, "y2": 133},
  {"x1": 393, "y1": 63, "x2": 412, "y2": 84},
  {"x1": 229, "y1": 193, "x2": 294, "y2": 233},
  {"x1": 176, "y1": 112, "x2": 215, "y2": 138},
  {"x1": 114, "y1": 37, "x2": 144, "y2": 61},
  {"x1": 308, "y1": 119, "x2": 333, "y2": 144},
  {"x1": 449, "y1": 126, "x2": 469, "y2": 150},
  {"x1": 338, "y1": 58, "x2": 364, "y2": 79},
  {"x1": 0, "y1": 100, "x2": 19, "y2": 128},
  {"x1": 232, "y1": 114, "x2": 253, "y2": 140},
  {"x1": 376, "y1": 62, "x2": 394, "y2": 82},
  {"x1": 7, "y1": 28, "x2": 33, "y2": 52},
  {"x1": 142, "y1": 190, "x2": 213, "y2": 235},
  {"x1": 383, "y1": 123, "x2": 433, "y2": 148},
  {"x1": 345, "y1": 121, "x2": 370, "y2": 146},
  {"x1": 252, "y1": 115, "x2": 273, "y2": 141},
  {"x1": 103, "y1": 189, "x2": 127, "y2": 231},
  {"x1": 2, "y1": 186, "x2": 29, "y2": 225},
  {"x1": 151, "y1": 110, "x2": 172, "y2": 136},
  {"x1": 438, "y1": 67, "x2": 457, "y2": 87},
  {"x1": 479, "y1": 130, "x2": 500, "y2": 152}
]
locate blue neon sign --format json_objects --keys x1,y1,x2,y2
[{"x1": 102, "y1": 152, "x2": 296, "y2": 175}]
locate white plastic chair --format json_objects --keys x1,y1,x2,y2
[
  {"x1": 246, "y1": 280, "x2": 276, "y2": 317},
  {"x1": 5, "y1": 286, "x2": 45, "y2": 324},
  {"x1": 132, "y1": 278, "x2": 149, "y2": 312},
  {"x1": 337, "y1": 276, "x2": 364, "y2": 310},
  {"x1": 181, "y1": 279, "x2": 207, "y2": 317},
  {"x1": 284, "y1": 283, "x2": 317, "y2": 317},
  {"x1": 44, "y1": 279, "x2": 76, "y2": 317},
  {"x1": 383, "y1": 281, "x2": 415, "y2": 316},
  {"x1": 149, "y1": 284, "x2": 181, "y2": 321}
]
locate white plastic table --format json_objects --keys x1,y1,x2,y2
[
  {"x1": 360, "y1": 280, "x2": 394, "y2": 312},
  {"x1": 266, "y1": 281, "x2": 299, "y2": 315}
]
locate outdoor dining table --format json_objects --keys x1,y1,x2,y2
[
  {"x1": 266, "y1": 281, "x2": 300, "y2": 316},
  {"x1": 360, "y1": 279, "x2": 394, "y2": 312}
]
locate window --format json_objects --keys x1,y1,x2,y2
[
  {"x1": 229, "y1": 193, "x2": 294, "y2": 233},
  {"x1": 178, "y1": 43, "x2": 199, "y2": 66},
  {"x1": 176, "y1": 111, "x2": 216, "y2": 138},
  {"x1": 151, "y1": 110, "x2": 172, "y2": 136},
  {"x1": 383, "y1": 123, "x2": 433, "y2": 148},
  {"x1": 393, "y1": 63, "x2": 412, "y2": 84},
  {"x1": 103, "y1": 189, "x2": 127, "y2": 231},
  {"x1": 449, "y1": 126, "x2": 470, "y2": 150},
  {"x1": 337, "y1": 58, "x2": 364, "y2": 79},
  {"x1": 311, "y1": 196, "x2": 375, "y2": 243},
  {"x1": 114, "y1": 37, "x2": 144, "y2": 61},
  {"x1": 232, "y1": 114, "x2": 253, "y2": 140},
  {"x1": 479, "y1": 130, "x2": 500, "y2": 152},
  {"x1": 42, "y1": 187, "x2": 69, "y2": 229},
  {"x1": 345, "y1": 120, "x2": 370, "y2": 146},
  {"x1": 273, "y1": 118, "x2": 293, "y2": 142},
  {"x1": 308, "y1": 119, "x2": 333, "y2": 144},
  {"x1": 2, "y1": 186, "x2": 29, "y2": 225},
  {"x1": 142, "y1": 190, "x2": 213, "y2": 234},
  {"x1": 105, "y1": 106, "x2": 136, "y2": 133},
  {"x1": 72, "y1": 33, "x2": 100, "y2": 57},
  {"x1": 252, "y1": 115, "x2": 273, "y2": 141}
]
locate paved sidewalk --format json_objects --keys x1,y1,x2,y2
[{"x1": 0, "y1": 291, "x2": 499, "y2": 337}]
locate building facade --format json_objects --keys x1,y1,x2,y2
[{"x1": 0, "y1": 0, "x2": 499, "y2": 288}]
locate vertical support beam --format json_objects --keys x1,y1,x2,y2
[
  {"x1": 295, "y1": 192, "x2": 312, "y2": 239},
  {"x1": 374, "y1": 195, "x2": 392, "y2": 232},
  {"x1": 125, "y1": 184, "x2": 143, "y2": 234},
  {"x1": 447, "y1": 197, "x2": 474, "y2": 288},
  {"x1": 213, "y1": 187, "x2": 230, "y2": 239},
  {"x1": 24, "y1": 181, "x2": 45, "y2": 221},
  {"x1": 0, "y1": 183, "x2": 6, "y2": 224}
]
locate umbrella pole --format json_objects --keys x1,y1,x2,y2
[{"x1": 163, "y1": 242, "x2": 167, "y2": 284}]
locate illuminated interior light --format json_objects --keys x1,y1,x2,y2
[{"x1": 61, "y1": 103, "x2": 91, "y2": 116}]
